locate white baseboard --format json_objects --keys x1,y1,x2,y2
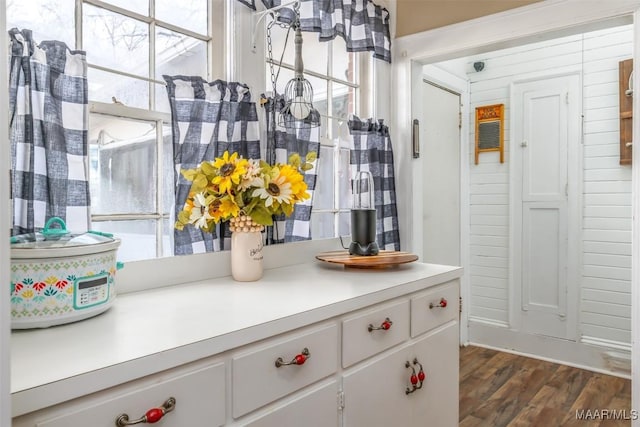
[{"x1": 468, "y1": 322, "x2": 631, "y2": 379}]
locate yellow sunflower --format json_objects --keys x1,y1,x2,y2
[
  {"x1": 212, "y1": 151, "x2": 248, "y2": 194},
  {"x1": 252, "y1": 167, "x2": 294, "y2": 208},
  {"x1": 279, "y1": 164, "x2": 309, "y2": 202}
]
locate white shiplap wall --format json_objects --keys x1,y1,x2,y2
[{"x1": 466, "y1": 25, "x2": 633, "y2": 346}]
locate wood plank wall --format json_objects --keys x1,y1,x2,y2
[{"x1": 465, "y1": 25, "x2": 632, "y2": 346}]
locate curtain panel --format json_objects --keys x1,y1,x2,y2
[
  {"x1": 256, "y1": 0, "x2": 392, "y2": 63},
  {"x1": 164, "y1": 76, "x2": 261, "y2": 255},
  {"x1": 8, "y1": 28, "x2": 91, "y2": 235},
  {"x1": 262, "y1": 95, "x2": 320, "y2": 243},
  {"x1": 348, "y1": 117, "x2": 400, "y2": 251}
]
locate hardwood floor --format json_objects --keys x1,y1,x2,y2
[{"x1": 459, "y1": 346, "x2": 632, "y2": 427}]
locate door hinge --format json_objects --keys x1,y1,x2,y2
[
  {"x1": 565, "y1": 92, "x2": 569, "y2": 104},
  {"x1": 459, "y1": 111, "x2": 462, "y2": 129},
  {"x1": 337, "y1": 391, "x2": 345, "y2": 411}
]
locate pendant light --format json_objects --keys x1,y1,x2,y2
[{"x1": 277, "y1": 5, "x2": 320, "y2": 130}]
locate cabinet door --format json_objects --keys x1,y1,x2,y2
[
  {"x1": 242, "y1": 381, "x2": 339, "y2": 427},
  {"x1": 13, "y1": 362, "x2": 226, "y2": 427},
  {"x1": 342, "y1": 343, "x2": 413, "y2": 427},
  {"x1": 412, "y1": 322, "x2": 459, "y2": 427}
]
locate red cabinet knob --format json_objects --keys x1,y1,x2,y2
[
  {"x1": 145, "y1": 408, "x2": 165, "y2": 424},
  {"x1": 410, "y1": 374, "x2": 418, "y2": 385},
  {"x1": 275, "y1": 348, "x2": 311, "y2": 367},
  {"x1": 115, "y1": 397, "x2": 176, "y2": 426},
  {"x1": 429, "y1": 298, "x2": 448, "y2": 309},
  {"x1": 368, "y1": 317, "x2": 393, "y2": 332}
]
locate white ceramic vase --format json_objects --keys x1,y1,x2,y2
[{"x1": 231, "y1": 230, "x2": 264, "y2": 281}]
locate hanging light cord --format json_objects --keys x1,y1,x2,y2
[{"x1": 266, "y1": 12, "x2": 294, "y2": 97}]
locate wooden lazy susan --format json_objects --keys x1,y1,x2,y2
[{"x1": 315, "y1": 250, "x2": 419, "y2": 269}]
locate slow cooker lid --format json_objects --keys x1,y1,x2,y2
[{"x1": 10, "y1": 217, "x2": 115, "y2": 250}]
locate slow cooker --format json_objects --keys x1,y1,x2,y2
[{"x1": 10, "y1": 217, "x2": 122, "y2": 329}]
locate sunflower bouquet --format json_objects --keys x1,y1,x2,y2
[{"x1": 175, "y1": 151, "x2": 316, "y2": 233}]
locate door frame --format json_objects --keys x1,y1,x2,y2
[
  {"x1": 508, "y1": 68, "x2": 583, "y2": 339},
  {"x1": 415, "y1": 68, "x2": 470, "y2": 344},
  {"x1": 394, "y1": 1, "x2": 640, "y2": 419}
]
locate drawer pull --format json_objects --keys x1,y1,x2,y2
[
  {"x1": 414, "y1": 358, "x2": 426, "y2": 389},
  {"x1": 368, "y1": 317, "x2": 393, "y2": 332},
  {"x1": 429, "y1": 298, "x2": 448, "y2": 309},
  {"x1": 275, "y1": 347, "x2": 310, "y2": 368},
  {"x1": 405, "y1": 361, "x2": 418, "y2": 394},
  {"x1": 115, "y1": 397, "x2": 176, "y2": 426}
]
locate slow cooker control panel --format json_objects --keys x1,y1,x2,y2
[{"x1": 74, "y1": 274, "x2": 110, "y2": 309}]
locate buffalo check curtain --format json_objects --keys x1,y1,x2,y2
[
  {"x1": 164, "y1": 76, "x2": 261, "y2": 255},
  {"x1": 263, "y1": 95, "x2": 320, "y2": 243},
  {"x1": 348, "y1": 116, "x2": 400, "y2": 251},
  {"x1": 9, "y1": 28, "x2": 91, "y2": 235},
  {"x1": 255, "y1": 0, "x2": 391, "y2": 63}
]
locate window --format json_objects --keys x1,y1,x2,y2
[
  {"x1": 266, "y1": 24, "x2": 368, "y2": 240},
  {"x1": 8, "y1": 0, "x2": 214, "y2": 261}
]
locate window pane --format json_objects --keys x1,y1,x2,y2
[
  {"x1": 91, "y1": 220, "x2": 157, "y2": 261},
  {"x1": 156, "y1": 26, "x2": 207, "y2": 79},
  {"x1": 332, "y1": 37, "x2": 357, "y2": 83},
  {"x1": 314, "y1": 146, "x2": 334, "y2": 210},
  {"x1": 338, "y1": 211, "x2": 350, "y2": 237},
  {"x1": 88, "y1": 68, "x2": 149, "y2": 109},
  {"x1": 102, "y1": 0, "x2": 148, "y2": 15},
  {"x1": 7, "y1": 0, "x2": 75, "y2": 47},
  {"x1": 162, "y1": 126, "x2": 174, "y2": 215},
  {"x1": 83, "y1": 4, "x2": 149, "y2": 77},
  {"x1": 156, "y1": 0, "x2": 207, "y2": 35},
  {"x1": 5, "y1": 0, "x2": 76, "y2": 49},
  {"x1": 311, "y1": 212, "x2": 335, "y2": 240},
  {"x1": 268, "y1": 25, "x2": 294, "y2": 67},
  {"x1": 162, "y1": 218, "x2": 173, "y2": 258},
  {"x1": 339, "y1": 148, "x2": 351, "y2": 209},
  {"x1": 89, "y1": 114, "x2": 157, "y2": 215},
  {"x1": 332, "y1": 83, "x2": 354, "y2": 119},
  {"x1": 307, "y1": 75, "x2": 328, "y2": 116},
  {"x1": 155, "y1": 83, "x2": 171, "y2": 113}
]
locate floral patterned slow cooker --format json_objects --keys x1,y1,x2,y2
[{"x1": 10, "y1": 217, "x2": 122, "y2": 329}]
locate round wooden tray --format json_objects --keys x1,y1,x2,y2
[{"x1": 315, "y1": 250, "x2": 419, "y2": 269}]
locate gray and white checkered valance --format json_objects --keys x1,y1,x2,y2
[
  {"x1": 9, "y1": 28, "x2": 91, "y2": 235},
  {"x1": 259, "y1": 0, "x2": 391, "y2": 63},
  {"x1": 164, "y1": 76, "x2": 261, "y2": 255},
  {"x1": 348, "y1": 117, "x2": 400, "y2": 251}
]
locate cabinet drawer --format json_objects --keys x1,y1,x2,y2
[
  {"x1": 232, "y1": 323, "x2": 338, "y2": 418},
  {"x1": 411, "y1": 280, "x2": 459, "y2": 337},
  {"x1": 242, "y1": 381, "x2": 339, "y2": 427},
  {"x1": 15, "y1": 362, "x2": 225, "y2": 427},
  {"x1": 342, "y1": 299, "x2": 410, "y2": 368}
]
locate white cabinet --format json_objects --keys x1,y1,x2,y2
[
  {"x1": 342, "y1": 342, "x2": 414, "y2": 427},
  {"x1": 232, "y1": 324, "x2": 338, "y2": 418},
  {"x1": 342, "y1": 280, "x2": 459, "y2": 427},
  {"x1": 342, "y1": 323, "x2": 458, "y2": 427},
  {"x1": 13, "y1": 360, "x2": 226, "y2": 427},
  {"x1": 11, "y1": 271, "x2": 461, "y2": 427},
  {"x1": 242, "y1": 381, "x2": 339, "y2": 427}
]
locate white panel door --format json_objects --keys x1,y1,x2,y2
[
  {"x1": 422, "y1": 81, "x2": 461, "y2": 266},
  {"x1": 513, "y1": 74, "x2": 580, "y2": 341}
]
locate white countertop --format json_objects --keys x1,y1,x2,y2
[{"x1": 11, "y1": 260, "x2": 462, "y2": 416}]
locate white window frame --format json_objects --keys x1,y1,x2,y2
[
  {"x1": 73, "y1": 0, "x2": 222, "y2": 259},
  {"x1": 265, "y1": 23, "x2": 373, "y2": 239}
]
